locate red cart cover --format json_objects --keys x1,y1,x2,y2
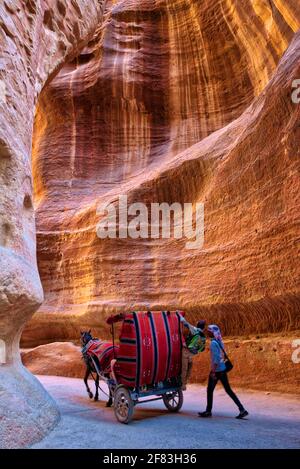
[
  {"x1": 83, "y1": 340, "x2": 119, "y2": 375},
  {"x1": 115, "y1": 311, "x2": 185, "y2": 388}
]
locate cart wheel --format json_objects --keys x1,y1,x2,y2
[
  {"x1": 114, "y1": 386, "x2": 134, "y2": 424},
  {"x1": 162, "y1": 389, "x2": 183, "y2": 412}
]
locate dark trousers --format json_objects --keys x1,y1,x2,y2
[{"x1": 206, "y1": 371, "x2": 244, "y2": 412}]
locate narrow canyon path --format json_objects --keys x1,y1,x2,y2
[{"x1": 31, "y1": 376, "x2": 300, "y2": 449}]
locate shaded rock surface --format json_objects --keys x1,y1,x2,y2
[
  {"x1": 22, "y1": 334, "x2": 300, "y2": 395},
  {"x1": 0, "y1": 364, "x2": 59, "y2": 449},
  {"x1": 0, "y1": 0, "x2": 105, "y2": 448},
  {"x1": 22, "y1": 342, "x2": 85, "y2": 378},
  {"x1": 192, "y1": 334, "x2": 300, "y2": 394}
]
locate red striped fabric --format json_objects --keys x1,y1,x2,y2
[
  {"x1": 150, "y1": 312, "x2": 169, "y2": 383},
  {"x1": 115, "y1": 311, "x2": 184, "y2": 389},
  {"x1": 167, "y1": 312, "x2": 182, "y2": 377},
  {"x1": 85, "y1": 340, "x2": 119, "y2": 374},
  {"x1": 114, "y1": 314, "x2": 137, "y2": 387}
]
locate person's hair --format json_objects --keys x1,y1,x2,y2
[{"x1": 197, "y1": 320, "x2": 206, "y2": 330}]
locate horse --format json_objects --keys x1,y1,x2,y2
[{"x1": 80, "y1": 330, "x2": 113, "y2": 407}]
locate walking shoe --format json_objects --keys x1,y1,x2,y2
[
  {"x1": 198, "y1": 411, "x2": 212, "y2": 418},
  {"x1": 236, "y1": 409, "x2": 249, "y2": 419}
]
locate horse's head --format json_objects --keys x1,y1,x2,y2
[{"x1": 80, "y1": 330, "x2": 93, "y2": 346}]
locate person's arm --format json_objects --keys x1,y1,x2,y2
[
  {"x1": 210, "y1": 341, "x2": 219, "y2": 377},
  {"x1": 179, "y1": 314, "x2": 199, "y2": 336}
]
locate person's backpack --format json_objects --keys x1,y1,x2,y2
[{"x1": 186, "y1": 332, "x2": 206, "y2": 354}]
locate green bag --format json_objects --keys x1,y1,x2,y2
[{"x1": 186, "y1": 333, "x2": 206, "y2": 355}]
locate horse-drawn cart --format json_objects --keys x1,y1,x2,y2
[
  {"x1": 83, "y1": 311, "x2": 185, "y2": 423},
  {"x1": 110, "y1": 310, "x2": 185, "y2": 423}
]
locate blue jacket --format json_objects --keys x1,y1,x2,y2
[{"x1": 210, "y1": 339, "x2": 226, "y2": 372}]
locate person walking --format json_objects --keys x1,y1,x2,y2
[
  {"x1": 199, "y1": 324, "x2": 249, "y2": 419},
  {"x1": 179, "y1": 314, "x2": 206, "y2": 391}
]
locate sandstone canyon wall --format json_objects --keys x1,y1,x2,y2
[
  {"x1": 0, "y1": 0, "x2": 300, "y2": 447},
  {"x1": 0, "y1": 0, "x2": 105, "y2": 448},
  {"x1": 22, "y1": 335, "x2": 300, "y2": 395},
  {"x1": 22, "y1": 0, "x2": 300, "y2": 346}
]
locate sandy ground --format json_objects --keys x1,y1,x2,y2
[{"x1": 31, "y1": 376, "x2": 300, "y2": 449}]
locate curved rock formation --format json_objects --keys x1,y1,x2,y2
[
  {"x1": 22, "y1": 342, "x2": 85, "y2": 378},
  {"x1": 0, "y1": 0, "x2": 105, "y2": 448},
  {"x1": 23, "y1": 0, "x2": 300, "y2": 345}
]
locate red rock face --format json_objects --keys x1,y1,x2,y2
[{"x1": 22, "y1": 0, "x2": 300, "y2": 346}]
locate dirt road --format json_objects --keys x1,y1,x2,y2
[{"x1": 32, "y1": 376, "x2": 300, "y2": 449}]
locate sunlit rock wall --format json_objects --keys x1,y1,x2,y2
[{"x1": 23, "y1": 0, "x2": 300, "y2": 346}]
